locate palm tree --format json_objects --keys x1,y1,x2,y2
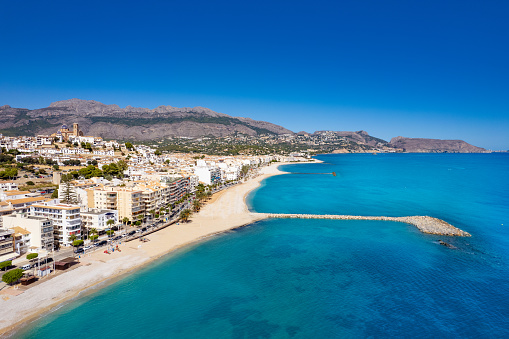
[
  {"x1": 122, "y1": 217, "x2": 130, "y2": 228},
  {"x1": 180, "y1": 209, "x2": 191, "y2": 222},
  {"x1": 89, "y1": 228, "x2": 98, "y2": 242},
  {"x1": 106, "y1": 219, "x2": 115, "y2": 234},
  {"x1": 193, "y1": 200, "x2": 201, "y2": 212}
]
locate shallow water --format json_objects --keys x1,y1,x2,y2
[{"x1": 16, "y1": 153, "x2": 509, "y2": 338}]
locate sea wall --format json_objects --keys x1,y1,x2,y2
[{"x1": 260, "y1": 213, "x2": 471, "y2": 237}]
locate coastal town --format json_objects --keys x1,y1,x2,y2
[{"x1": 0, "y1": 123, "x2": 310, "y2": 301}]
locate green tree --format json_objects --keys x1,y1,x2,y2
[
  {"x1": 180, "y1": 209, "x2": 191, "y2": 222},
  {"x1": 72, "y1": 239, "x2": 84, "y2": 247},
  {"x1": 0, "y1": 167, "x2": 18, "y2": 179},
  {"x1": 69, "y1": 234, "x2": 77, "y2": 242},
  {"x1": 0, "y1": 260, "x2": 12, "y2": 271},
  {"x1": 125, "y1": 142, "x2": 134, "y2": 151},
  {"x1": 53, "y1": 164, "x2": 60, "y2": 171},
  {"x1": 26, "y1": 253, "x2": 38, "y2": 260},
  {"x1": 241, "y1": 165, "x2": 250, "y2": 177},
  {"x1": 60, "y1": 174, "x2": 77, "y2": 204},
  {"x1": 116, "y1": 159, "x2": 128, "y2": 172},
  {"x1": 154, "y1": 149, "x2": 162, "y2": 156},
  {"x1": 122, "y1": 217, "x2": 130, "y2": 226},
  {"x1": 51, "y1": 188, "x2": 59, "y2": 199},
  {"x1": 89, "y1": 228, "x2": 98, "y2": 242},
  {"x1": 106, "y1": 230, "x2": 115, "y2": 236},
  {"x1": 193, "y1": 200, "x2": 201, "y2": 212},
  {"x1": 2, "y1": 269, "x2": 23, "y2": 285},
  {"x1": 78, "y1": 165, "x2": 103, "y2": 179},
  {"x1": 26, "y1": 181, "x2": 35, "y2": 186}
]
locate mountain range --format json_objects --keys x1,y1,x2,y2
[{"x1": 0, "y1": 99, "x2": 487, "y2": 153}]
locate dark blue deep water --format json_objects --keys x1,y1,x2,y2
[{"x1": 17, "y1": 154, "x2": 509, "y2": 338}]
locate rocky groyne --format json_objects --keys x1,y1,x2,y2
[{"x1": 258, "y1": 213, "x2": 471, "y2": 237}]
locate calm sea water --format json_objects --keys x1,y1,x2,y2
[{"x1": 16, "y1": 154, "x2": 509, "y2": 338}]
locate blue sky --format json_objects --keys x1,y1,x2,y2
[{"x1": 1, "y1": 0, "x2": 508, "y2": 149}]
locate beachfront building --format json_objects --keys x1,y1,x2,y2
[
  {"x1": 3, "y1": 214, "x2": 54, "y2": 252},
  {"x1": 86, "y1": 186, "x2": 144, "y2": 222},
  {"x1": 136, "y1": 183, "x2": 170, "y2": 217},
  {"x1": 30, "y1": 201, "x2": 81, "y2": 247},
  {"x1": 10, "y1": 226, "x2": 31, "y2": 254},
  {"x1": 160, "y1": 176, "x2": 190, "y2": 204},
  {"x1": 81, "y1": 208, "x2": 118, "y2": 233},
  {"x1": 0, "y1": 228, "x2": 16, "y2": 263}
]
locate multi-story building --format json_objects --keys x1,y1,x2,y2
[
  {"x1": 194, "y1": 161, "x2": 222, "y2": 185},
  {"x1": 30, "y1": 201, "x2": 81, "y2": 247},
  {"x1": 10, "y1": 226, "x2": 31, "y2": 254},
  {"x1": 117, "y1": 189, "x2": 143, "y2": 222},
  {"x1": 81, "y1": 208, "x2": 118, "y2": 232},
  {"x1": 87, "y1": 186, "x2": 143, "y2": 222},
  {"x1": 0, "y1": 196, "x2": 49, "y2": 227},
  {"x1": 136, "y1": 182, "x2": 170, "y2": 214},
  {"x1": 3, "y1": 214, "x2": 54, "y2": 252},
  {"x1": 0, "y1": 190, "x2": 31, "y2": 202},
  {"x1": 0, "y1": 181, "x2": 18, "y2": 191},
  {"x1": 0, "y1": 228, "x2": 15, "y2": 263},
  {"x1": 160, "y1": 176, "x2": 190, "y2": 204}
]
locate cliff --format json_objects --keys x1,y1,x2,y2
[{"x1": 389, "y1": 136, "x2": 486, "y2": 153}]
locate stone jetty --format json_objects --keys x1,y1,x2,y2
[{"x1": 257, "y1": 213, "x2": 471, "y2": 237}]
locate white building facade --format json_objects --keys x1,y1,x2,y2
[{"x1": 30, "y1": 201, "x2": 81, "y2": 247}]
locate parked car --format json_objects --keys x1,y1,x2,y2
[
  {"x1": 128, "y1": 231, "x2": 136, "y2": 236},
  {"x1": 97, "y1": 240, "x2": 107, "y2": 246},
  {"x1": 74, "y1": 248, "x2": 84, "y2": 254},
  {"x1": 21, "y1": 264, "x2": 31, "y2": 270}
]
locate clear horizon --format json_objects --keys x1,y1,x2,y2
[{"x1": 1, "y1": 0, "x2": 507, "y2": 150}]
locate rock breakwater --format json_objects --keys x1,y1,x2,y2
[{"x1": 258, "y1": 213, "x2": 471, "y2": 237}]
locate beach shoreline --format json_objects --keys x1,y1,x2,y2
[{"x1": 0, "y1": 160, "x2": 311, "y2": 336}]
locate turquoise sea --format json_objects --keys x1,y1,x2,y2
[{"x1": 15, "y1": 154, "x2": 509, "y2": 338}]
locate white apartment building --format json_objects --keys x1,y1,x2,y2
[
  {"x1": 81, "y1": 208, "x2": 118, "y2": 231},
  {"x1": 3, "y1": 214, "x2": 54, "y2": 252},
  {"x1": 0, "y1": 190, "x2": 31, "y2": 202},
  {"x1": 0, "y1": 181, "x2": 18, "y2": 191},
  {"x1": 36, "y1": 135, "x2": 54, "y2": 146},
  {"x1": 30, "y1": 200, "x2": 81, "y2": 247},
  {"x1": 194, "y1": 164, "x2": 222, "y2": 185}
]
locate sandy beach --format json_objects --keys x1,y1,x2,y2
[{"x1": 0, "y1": 161, "x2": 299, "y2": 336}]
